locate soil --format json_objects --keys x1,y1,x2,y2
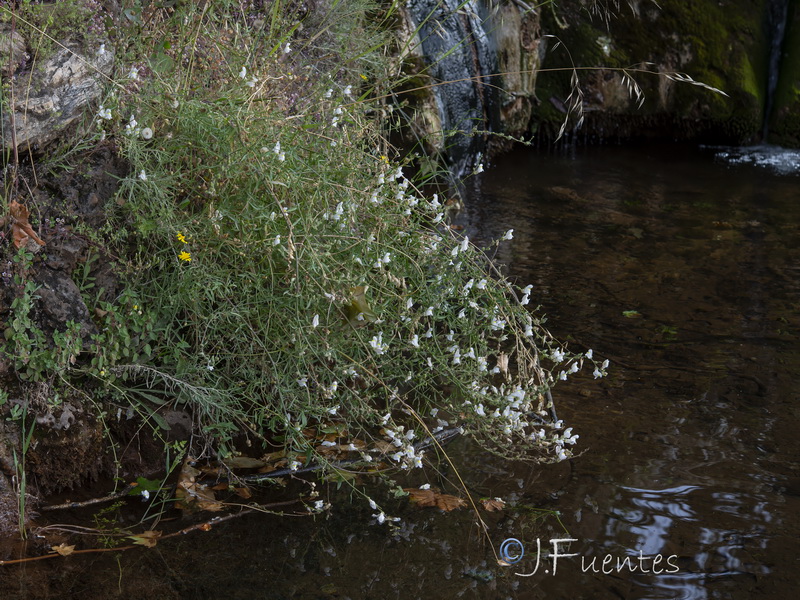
[{"x1": 0, "y1": 143, "x2": 187, "y2": 539}]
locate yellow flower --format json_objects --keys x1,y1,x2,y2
[
  {"x1": 178, "y1": 251, "x2": 192, "y2": 262},
  {"x1": 360, "y1": 73, "x2": 368, "y2": 80},
  {"x1": 380, "y1": 155, "x2": 389, "y2": 164},
  {"x1": 177, "y1": 232, "x2": 188, "y2": 244}
]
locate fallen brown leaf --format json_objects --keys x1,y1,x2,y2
[
  {"x1": 129, "y1": 530, "x2": 162, "y2": 548},
  {"x1": 481, "y1": 498, "x2": 506, "y2": 512},
  {"x1": 404, "y1": 487, "x2": 466, "y2": 512},
  {"x1": 52, "y1": 543, "x2": 75, "y2": 557},
  {"x1": 8, "y1": 200, "x2": 45, "y2": 249}
]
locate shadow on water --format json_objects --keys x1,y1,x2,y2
[{"x1": 3, "y1": 144, "x2": 800, "y2": 599}]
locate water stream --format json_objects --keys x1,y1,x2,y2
[{"x1": 2, "y1": 144, "x2": 799, "y2": 599}]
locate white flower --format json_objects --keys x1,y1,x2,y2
[
  {"x1": 124, "y1": 115, "x2": 138, "y2": 135},
  {"x1": 312, "y1": 314, "x2": 320, "y2": 328},
  {"x1": 97, "y1": 106, "x2": 112, "y2": 120},
  {"x1": 369, "y1": 332, "x2": 388, "y2": 355},
  {"x1": 502, "y1": 229, "x2": 514, "y2": 241},
  {"x1": 476, "y1": 163, "x2": 484, "y2": 174},
  {"x1": 140, "y1": 127, "x2": 153, "y2": 140},
  {"x1": 368, "y1": 498, "x2": 377, "y2": 510},
  {"x1": 141, "y1": 489, "x2": 150, "y2": 501},
  {"x1": 239, "y1": 65, "x2": 247, "y2": 79},
  {"x1": 410, "y1": 334, "x2": 419, "y2": 348},
  {"x1": 558, "y1": 371, "x2": 567, "y2": 381},
  {"x1": 278, "y1": 151, "x2": 285, "y2": 162},
  {"x1": 297, "y1": 377, "x2": 308, "y2": 388},
  {"x1": 138, "y1": 170, "x2": 147, "y2": 181},
  {"x1": 273, "y1": 234, "x2": 281, "y2": 246},
  {"x1": 432, "y1": 212, "x2": 444, "y2": 224},
  {"x1": 552, "y1": 349, "x2": 565, "y2": 363},
  {"x1": 586, "y1": 349, "x2": 593, "y2": 359},
  {"x1": 284, "y1": 42, "x2": 291, "y2": 54},
  {"x1": 344, "y1": 85, "x2": 352, "y2": 97},
  {"x1": 97, "y1": 43, "x2": 106, "y2": 57},
  {"x1": 593, "y1": 368, "x2": 603, "y2": 379},
  {"x1": 128, "y1": 66, "x2": 139, "y2": 80},
  {"x1": 273, "y1": 141, "x2": 281, "y2": 155},
  {"x1": 463, "y1": 279, "x2": 474, "y2": 293},
  {"x1": 246, "y1": 77, "x2": 257, "y2": 88},
  {"x1": 602, "y1": 359, "x2": 610, "y2": 369},
  {"x1": 207, "y1": 364, "x2": 214, "y2": 371},
  {"x1": 289, "y1": 460, "x2": 301, "y2": 471},
  {"x1": 419, "y1": 483, "x2": 431, "y2": 490},
  {"x1": 406, "y1": 297, "x2": 414, "y2": 310},
  {"x1": 476, "y1": 279, "x2": 487, "y2": 290},
  {"x1": 490, "y1": 316, "x2": 506, "y2": 331},
  {"x1": 324, "y1": 88, "x2": 333, "y2": 98},
  {"x1": 524, "y1": 324, "x2": 533, "y2": 337},
  {"x1": 569, "y1": 362, "x2": 580, "y2": 374},
  {"x1": 520, "y1": 294, "x2": 530, "y2": 305},
  {"x1": 475, "y1": 404, "x2": 486, "y2": 417},
  {"x1": 375, "y1": 512, "x2": 386, "y2": 525},
  {"x1": 314, "y1": 500, "x2": 324, "y2": 511}
]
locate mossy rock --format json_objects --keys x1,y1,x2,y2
[
  {"x1": 768, "y1": 1, "x2": 800, "y2": 145},
  {"x1": 532, "y1": 0, "x2": 772, "y2": 144}
]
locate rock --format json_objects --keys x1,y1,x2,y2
[
  {"x1": 32, "y1": 265, "x2": 98, "y2": 341},
  {"x1": 532, "y1": 0, "x2": 773, "y2": 144},
  {"x1": 0, "y1": 25, "x2": 28, "y2": 77},
  {"x1": 1, "y1": 40, "x2": 114, "y2": 152},
  {"x1": 489, "y1": 3, "x2": 542, "y2": 143},
  {"x1": 769, "y1": 1, "x2": 800, "y2": 145}
]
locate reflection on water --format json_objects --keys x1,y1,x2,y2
[
  {"x1": 459, "y1": 143, "x2": 800, "y2": 599},
  {"x1": 2, "y1": 145, "x2": 799, "y2": 599}
]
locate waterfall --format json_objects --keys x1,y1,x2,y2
[
  {"x1": 404, "y1": 0, "x2": 498, "y2": 176},
  {"x1": 764, "y1": 0, "x2": 789, "y2": 139}
]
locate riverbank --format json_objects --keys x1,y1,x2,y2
[{"x1": 0, "y1": 0, "x2": 597, "y2": 545}]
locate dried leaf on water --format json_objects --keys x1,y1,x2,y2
[
  {"x1": 52, "y1": 543, "x2": 75, "y2": 556},
  {"x1": 481, "y1": 498, "x2": 505, "y2": 512},
  {"x1": 221, "y1": 456, "x2": 267, "y2": 469},
  {"x1": 404, "y1": 487, "x2": 466, "y2": 511},
  {"x1": 129, "y1": 530, "x2": 162, "y2": 548}
]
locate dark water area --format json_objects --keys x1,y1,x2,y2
[{"x1": 3, "y1": 144, "x2": 800, "y2": 599}]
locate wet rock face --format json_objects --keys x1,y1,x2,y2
[
  {"x1": 1, "y1": 38, "x2": 114, "y2": 152},
  {"x1": 397, "y1": 1, "x2": 542, "y2": 167},
  {"x1": 533, "y1": 0, "x2": 774, "y2": 144}
]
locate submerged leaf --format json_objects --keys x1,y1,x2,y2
[
  {"x1": 52, "y1": 543, "x2": 75, "y2": 556},
  {"x1": 129, "y1": 530, "x2": 162, "y2": 548},
  {"x1": 404, "y1": 487, "x2": 466, "y2": 511}
]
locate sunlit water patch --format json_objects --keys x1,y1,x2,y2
[{"x1": 710, "y1": 144, "x2": 800, "y2": 175}]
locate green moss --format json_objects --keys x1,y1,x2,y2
[
  {"x1": 769, "y1": 1, "x2": 800, "y2": 145},
  {"x1": 533, "y1": 0, "x2": 771, "y2": 142}
]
